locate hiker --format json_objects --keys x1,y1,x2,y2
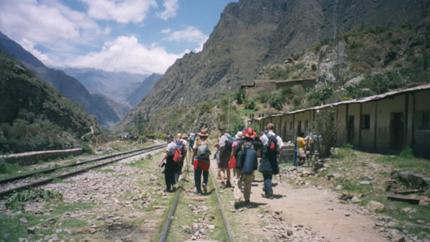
[
  {"x1": 234, "y1": 127, "x2": 261, "y2": 205},
  {"x1": 217, "y1": 128, "x2": 233, "y2": 188},
  {"x1": 297, "y1": 132, "x2": 306, "y2": 165},
  {"x1": 173, "y1": 133, "x2": 187, "y2": 182},
  {"x1": 188, "y1": 132, "x2": 196, "y2": 152},
  {"x1": 159, "y1": 135, "x2": 177, "y2": 192},
  {"x1": 192, "y1": 128, "x2": 211, "y2": 194},
  {"x1": 259, "y1": 123, "x2": 284, "y2": 198},
  {"x1": 230, "y1": 131, "x2": 244, "y2": 179}
]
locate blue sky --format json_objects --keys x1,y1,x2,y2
[{"x1": 0, "y1": 0, "x2": 236, "y2": 74}]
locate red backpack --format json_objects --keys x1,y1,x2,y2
[{"x1": 173, "y1": 140, "x2": 184, "y2": 162}]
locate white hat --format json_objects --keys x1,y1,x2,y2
[{"x1": 235, "y1": 131, "x2": 243, "y2": 139}]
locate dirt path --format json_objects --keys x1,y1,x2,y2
[{"x1": 250, "y1": 175, "x2": 388, "y2": 242}]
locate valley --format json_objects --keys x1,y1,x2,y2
[{"x1": 0, "y1": 0, "x2": 429, "y2": 241}]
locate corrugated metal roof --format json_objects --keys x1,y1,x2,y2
[{"x1": 257, "y1": 83, "x2": 430, "y2": 120}]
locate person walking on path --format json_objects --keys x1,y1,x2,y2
[
  {"x1": 230, "y1": 131, "x2": 244, "y2": 180},
  {"x1": 159, "y1": 135, "x2": 177, "y2": 192},
  {"x1": 192, "y1": 128, "x2": 211, "y2": 194},
  {"x1": 173, "y1": 133, "x2": 187, "y2": 182},
  {"x1": 234, "y1": 127, "x2": 261, "y2": 206},
  {"x1": 217, "y1": 128, "x2": 233, "y2": 188},
  {"x1": 296, "y1": 132, "x2": 307, "y2": 166},
  {"x1": 259, "y1": 123, "x2": 283, "y2": 198}
]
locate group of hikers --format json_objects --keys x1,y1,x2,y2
[{"x1": 159, "y1": 122, "x2": 284, "y2": 206}]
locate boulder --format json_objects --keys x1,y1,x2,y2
[{"x1": 392, "y1": 171, "x2": 430, "y2": 189}]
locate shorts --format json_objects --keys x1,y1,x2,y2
[{"x1": 194, "y1": 159, "x2": 210, "y2": 171}]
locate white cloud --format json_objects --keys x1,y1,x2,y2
[
  {"x1": 0, "y1": 0, "x2": 104, "y2": 56},
  {"x1": 158, "y1": 0, "x2": 179, "y2": 20},
  {"x1": 66, "y1": 36, "x2": 180, "y2": 74},
  {"x1": 80, "y1": 0, "x2": 157, "y2": 23},
  {"x1": 161, "y1": 26, "x2": 208, "y2": 51}
]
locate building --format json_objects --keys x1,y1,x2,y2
[{"x1": 253, "y1": 84, "x2": 430, "y2": 158}]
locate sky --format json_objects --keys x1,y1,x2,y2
[{"x1": 0, "y1": 0, "x2": 236, "y2": 75}]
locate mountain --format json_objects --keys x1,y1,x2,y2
[
  {"x1": 126, "y1": 73, "x2": 162, "y2": 106},
  {"x1": 64, "y1": 68, "x2": 147, "y2": 105},
  {"x1": 0, "y1": 32, "x2": 119, "y2": 126},
  {"x1": 122, "y1": 0, "x2": 429, "y2": 132},
  {"x1": 93, "y1": 94, "x2": 130, "y2": 119},
  {"x1": 0, "y1": 50, "x2": 99, "y2": 153}
]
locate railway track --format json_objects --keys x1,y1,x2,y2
[
  {"x1": 158, "y1": 155, "x2": 235, "y2": 242},
  {"x1": 0, "y1": 143, "x2": 165, "y2": 197}
]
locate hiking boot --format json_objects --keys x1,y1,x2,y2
[
  {"x1": 225, "y1": 180, "x2": 232, "y2": 188},
  {"x1": 202, "y1": 183, "x2": 207, "y2": 193}
]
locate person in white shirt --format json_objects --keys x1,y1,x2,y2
[
  {"x1": 159, "y1": 135, "x2": 177, "y2": 192},
  {"x1": 259, "y1": 123, "x2": 283, "y2": 197}
]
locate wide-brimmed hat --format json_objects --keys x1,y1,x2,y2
[
  {"x1": 243, "y1": 127, "x2": 256, "y2": 139},
  {"x1": 182, "y1": 133, "x2": 188, "y2": 139},
  {"x1": 198, "y1": 128, "x2": 209, "y2": 137}
]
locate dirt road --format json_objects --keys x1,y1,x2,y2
[{"x1": 249, "y1": 176, "x2": 388, "y2": 242}]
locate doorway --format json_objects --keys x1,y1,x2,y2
[
  {"x1": 390, "y1": 112, "x2": 405, "y2": 150},
  {"x1": 347, "y1": 115, "x2": 355, "y2": 144}
]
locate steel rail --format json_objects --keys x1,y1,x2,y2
[
  {"x1": 209, "y1": 170, "x2": 235, "y2": 242},
  {"x1": 0, "y1": 145, "x2": 163, "y2": 184},
  {"x1": 0, "y1": 144, "x2": 165, "y2": 197},
  {"x1": 158, "y1": 152, "x2": 190, "y2": 242},
  {"x1": 158, "y1": 154, "x2": 234, "y2": 242}
]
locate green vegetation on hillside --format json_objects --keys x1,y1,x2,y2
[
  {"x1": 0, "y1": 51, "x2": 98, "y2": 153},
  {"x1": 253, "y1": 24, "x2": 430, "y2": 113}
]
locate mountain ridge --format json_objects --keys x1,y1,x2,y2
[{"x1": 0, "y1": 32, "x2": 120, "y2": 126}]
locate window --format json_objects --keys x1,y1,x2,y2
[
  {"x1": 360, "y1": 114, "x2": 370, "y2": 130},
  {"x1": 417, "y1": 111, "x2": 430, "y2": 130},
  {"x1": 304, "y1": 120, "x2": 309, "y2": 131}
]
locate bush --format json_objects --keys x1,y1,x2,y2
[
  {"x1": 236, "y1": 90, "x2": 245, "y2": 105},
  {"x1": 244, "y1": 99, "x2": 256, "y2": 110},
  {"x1": 269, "y1": 93, "x2": 285, "y2": 110}
]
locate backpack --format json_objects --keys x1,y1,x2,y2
[
  {"x1": 173, "y1": 140, "x2": 184, "y2": 162},
  {"x1": 267, "y1": 134, "x2": 278, "y2": 155},
  {"x1": 238, "y1": 141, "x2": 258, "y2": 174},
  {"x1": 224, "y1": 139, "x2": 233, "y2": 154},
  {"x1": 220, "y1": 139, "x2": 233, "y2": 162},
  {"x1": 189, "y1": 135, "x2": 195, "y2": 149},
  {"x1": 196, "y1": 142, "x2": 210, "y2": 160}
]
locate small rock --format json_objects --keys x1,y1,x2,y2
[
  {"x1": 351, "y1": 196, "x2": 361, "y2": 203},
  {"x1": 359, "y1": 181, "x2": 372, "y2": 185},
  {"x1": 208, "y1": 224, "x2": 215, "y2": 230},
  {"x1": 19, "y1": 217, "x2": 28, "y2": 224},
  {"x1": 401, "y1": 207, "x2": 412, "y2": 213},
  {"x1": 287, "y1": 230, "x2": 293, "y2": 236},
  {"x1": 345, "y1": 213, "x2": 351, "y2": 217},
  {"x1": 27, "y1": 227, "x2": 36, "y2": 234},
  {"x1": 367, "y1": 200, "x2": 385, "y2": 212}
]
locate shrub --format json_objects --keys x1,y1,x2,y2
[{"x1": 244, "y1": 99, "x2": 256, "y2": 110}]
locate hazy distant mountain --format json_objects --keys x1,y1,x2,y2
[
  {"x1": 0, "y1": 32, "x2": 119, "y2": 126},
  {"x1": 64, "y1": 68, "x2": 147, "y2": 105},
  {"x1": 0, "y1": 50, "x2": 99, "y2": 153},
  {"x1": 126, "y1": 73, "x2": 162, "y2": 106}
]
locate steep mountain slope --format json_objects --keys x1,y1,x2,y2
[
  {"x1": 122, "y1": 0, "x2": 428, "y2": 133},
  {"x1": 0, "y1": 51, "x2": 99, "y2": 153},
  {"x1": 126, "y1": 73, "x2": 162, "y2": 106},
  {"x1": 64, "y1": 68, "x2": 146, "y2": 105},
  {"x1": 0, "y1": 32, "x2": 119, "y2": 126}
]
